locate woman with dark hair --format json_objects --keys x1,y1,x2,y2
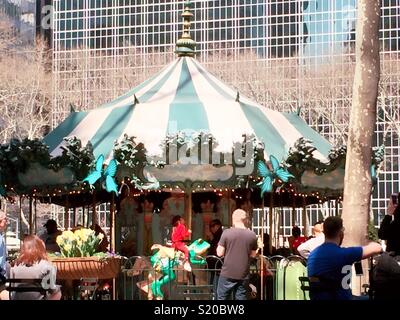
[
  {"x1": 9, "y1": 235, "x2": 61, "y2": 300},
  {"x1": 288, "y1": 226, "x2": 307, "y2": 255},
  {"x1": 90, "y1": 224, "x2": 109, "y2": 253},
  {"x1": 379, "y1": 193, "x2": 400, "y2": 254}
]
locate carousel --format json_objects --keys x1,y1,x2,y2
[{"x1": 0, "y1": 1, "x2": 383, "y2": 299}]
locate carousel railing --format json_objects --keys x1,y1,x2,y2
[{"x1": 113, "y1": 254, "x2": 309, "y2": 300}]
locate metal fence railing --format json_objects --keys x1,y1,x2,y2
[{"x1": 114, "y1": 254, "x2": 309, "y2": 300}]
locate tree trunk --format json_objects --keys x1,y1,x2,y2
[{"x1": 341, "y1": 1, "x2": 380, "y2": 294}]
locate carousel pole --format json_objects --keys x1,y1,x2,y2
[
  {"x1": 275, "y1": 208, "x2": 279, "y2": 249},
  {"x1": 302, "y1": 197, "x2": 309, "y2": 238},
  {"x1": 34, "y1": 197, "x2": 37, "y2": 234},
  {"x1": 328, "y1": 197, "x2": 331, "y2": 217},
  {"x1": 110, "y1": 193, "x2": 116, "y2": 252},
  {"x1": 110, "y1": 193, "x2": 116, "y2": 300},
  {"x1": 92, "y1": 191, "x2": 98, "y2": 225},
  {"x1": 227, "y1": 189, "x2": 232, "y2": 226},
  {"x1": 72, "y1": 207, "x2": 76, "y2": 227},
  {"x1": 260, "y1": 194, "x2": 265, "y2": 301},
  {"x1": 335, "y1": 198, "x2": 339, "y2": 216},
  {"x1": 82, "y1": 205, "x2": 85, "y2": 227},
  {"x1": 279, "y1": 196, "x2": 284, "y2": 247},
  {"x1": 269, "y1": 192, "x2": 274, "y2": 256},
  {"x1": 86, "y1": 205, "x2": 90, "y2": 228},
  {"x1": 19, "y1": 196, "x2": 23, "y2": 241},
  {"x1": 28, "y1": 196, "x2": 33, "y2": 235},
  {"x1": 291, "y1": 197, "x2": 296, "y2": 227},
  {"x1": 64, "y1": 195, "x2": 70, "y2": 231},
  {"x1": 184, "y1": 188, "x2": 192, "y2": 237}
]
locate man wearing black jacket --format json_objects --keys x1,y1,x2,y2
[
  {"x1": 379, "y1": 193, "x2": 400, "y2": 254},
  {"x1": 206, "y1": 219, "x2": 223, "y2": 299}
]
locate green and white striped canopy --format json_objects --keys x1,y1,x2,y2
[{"x1": 44, "y1": 56, "x2": 332, "y2": 165}]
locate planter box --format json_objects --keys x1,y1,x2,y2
[{"x1": 50, "y1": 257, "x2": 121, "y2": 280}]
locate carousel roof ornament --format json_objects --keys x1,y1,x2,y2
[{"x1": 175, "y1": 0, "x2": 196, "y2": 57}]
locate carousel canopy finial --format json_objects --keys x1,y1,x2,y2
[{"x1": 175, "y1": 0, "x2": 196, "y2": 57}]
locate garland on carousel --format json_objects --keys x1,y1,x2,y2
[
  {"x1": 0, "y1": 132, "x2": 384, "y2": 200},
  {"x1": 0, "y1": 137, "x2": 94, "y2": 197}
]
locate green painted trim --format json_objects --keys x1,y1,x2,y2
[{"x1": 43, "y1": 111, "x2": 88, "y2": 152}]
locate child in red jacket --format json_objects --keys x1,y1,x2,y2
[{"x1": 171, "y1": 215, "x2": 192, "y2": 272}]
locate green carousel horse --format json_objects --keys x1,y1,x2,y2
[{"x1": 140, "y1": 239, "x2": 210, "y2": 300}]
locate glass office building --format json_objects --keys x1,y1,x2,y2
[{"x1": 52, "y1": 0, "x2": 400, "y2": 233}]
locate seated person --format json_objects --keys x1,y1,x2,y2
[
  {"x1": 9, "y1": 235, "x2": 61, "y2": 300},
  {"x1": 90, "y1": 224, "x2": 109, "y2": 252},
  {"x1": 207, "y1": 219, "x2": 223, "y2": 257},
  {"x1": 297, "y1": 221, "x2": 325, "y2": 259},
  {"x1": 378, "y1": 194, "x2": 400, "y2": 254},
  {"x1": 307, "y1": 216, "x2": 382, "y2": 300},
  {"x1": 38, "y1": 219, "x2": 62, "y2": 253},
  {"x1": 262, "y1": 233, "x2": 276, "y2": 256},
  {"x1": 288, "y1": 226, "x2": 307, "y2": 255}
]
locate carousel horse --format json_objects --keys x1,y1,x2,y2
[{"x1": 138, "y1": 239, "x2": 210, "y2": 300}]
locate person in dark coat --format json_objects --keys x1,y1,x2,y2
[
  {"x1": 207, "y1": 219, "x2": 223, "y2": 257},
  {"x1": 379, "y1": 193, "x2": 400, "y2": 254},
  {"x1": 206, "y1": 219, "x2": 223, "y2": 299}
]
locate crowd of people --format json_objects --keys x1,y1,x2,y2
[
  {"x1": 208, "y1": 193, "x2": 400, "y2": 301},
  {"x1": 0, "y1": 192, "x2": 399, "y2": 300}
]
